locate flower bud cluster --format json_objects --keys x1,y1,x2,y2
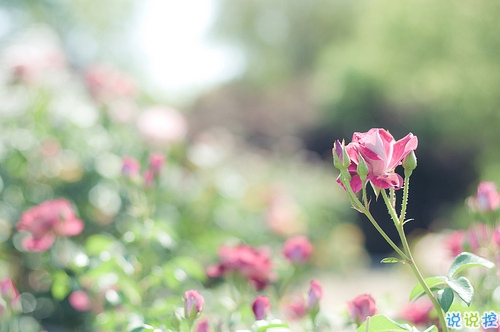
[{"x1": 121, "y1": 152, "x2": 166, "y2": 188}]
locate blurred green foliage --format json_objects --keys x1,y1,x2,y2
[
  {"x1": 2, "y1": 0, "x2": 500, "y2": 329},
  {"x1": 208, "y1": 0, "x2": 500, "y2": 233},
  {"x1": 0, "y1": 3, "x2": 360, "y2": 329}
]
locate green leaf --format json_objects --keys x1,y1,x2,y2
[
  {"x1": 51, "y1": 271, "x2": 71, "y2": 300},
  {"x1": 356, "y1": 315, "x2": 413, "y2": 332},
  {"x1": 437, "y1": 287, "x2": 454, "y2": 312},
  {"x1": 84, "y1": 234, "x2": 115, "y2": 256},
  {"x1": 421, "y1": 326, "x2": 438, "y2": 332},
  {"x1": 380, "y1": 257, "x2": 402, "y2": 264},
  {"x1": 409, "y1": 277, "x2": 447, "y2": 301},
  {"x1": 447, "y1": 276, "x2": 473, "y2": 306},
  {"x1": 447, "y1": 252, "x2": 495, "y2": 277}
]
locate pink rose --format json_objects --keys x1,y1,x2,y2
[
  {"x1": 264, "y1": 185, "x2": 306, "y2": 236},
  {"x1": 185, "y1": 290, "x2": 204, "y2": 320},
  {"x1": 467, "y1": 181, "x2": 500, "y2": 212},
  {"x1": 280, "y1": 294, "x2": 307, "y2": 321},
  {"x1": 399, "y1": 299, "x2": 433, "y2": 326},
  {"x1": 84, "y1": 63, "x2": 137, "y2": 102},
  {"x1": 0, "y1": 278, "x2": 21, "y2": 314},
  {"x1": 445, "y1": 230, "x2": 465, "y2": 258},
  {"x1": 69, "y1": 290, "x2": 91, "y2": 312},
  {"x1": 252, "y1": 295, "x2": 271, "y2": 320},
  {"x1": 17, "y1": 199, "x2": 84, "y2": 252},
  {"x1": 347, "y1": 294, "x2": 377, "y2": 325},
  {"x1": 195, "y1": 318, "x2": 211, "y2": 332},
  {"x1": 282, "y1": 236, "x2": 313, "y2": 264},
  {"x1": 336, "y1": 128, "x2": 418, "y2": 193},
  {"x1": 207, "y1": 244, "x2": 274, "y2": 291}
]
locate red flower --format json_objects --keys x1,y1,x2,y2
[
  {"x1": 336, "y1": 128, "x2": 418, "y2": 193},
  {"x1": 17, "y1": 199, "x2": 84, "y2": 252},
  {"x1": 347, "y1": 294, "x2": 377, "y2": 325},
  {"x1": 282, "y1": 235, "x2": 313, "y2": 264},
  {"x1": 207, "y1": 244, "x2": 274, "y2": 290}
]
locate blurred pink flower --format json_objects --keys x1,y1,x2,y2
[
  {"x1": 207, "y1": 244, "x2": 274, "y2": 291},
  {"x1": 252, "y1": 295, "x2": 271, "y2": 320},
  {"x1": 280, "y1": 294, "x2": 307, "y2": 321},
  {"x1": 282, "y1": 235, "x2": 313, "y2": 264},
  {"x1": 142, "y1": 169, "x2": 155, "y2": 188},
  {"x1": 264, "y1": 186, "x2": 306, "y2": 236},
  {"x1": 17, "y1": 199, "x2": 84, "y2": 252},
  {"x1": 307, "y1": 280, "x2": 323, "y2": 315},
  {"x1": 445, "y1": 230, "x2": 465, "y2": 257},
  {"x1": 122, "y1": 156, "x2": 141, "y2": 179},
  {"x1": 467, "y1": 181, "x2": 500, "y2": 212},
  {"x1": 466, "y1": 223, "x2": 491, "y2": 253},
  {"x1": 137, "y1": 106, "x2": 187, "y2": 146},
  {"x1": 0, "y1": 277, "x2": 21, "y2": 314},
  {"x1": 185, "y1": 290, "x2": 204, "y2": 320},
  {"x1": 84, "y1": 64, "x2": 137, "y2": 103},
  {"x1": 336, "y1": 128, "x2": 418, "y2": 193},
  {"x1": 69, "y1": 290, "x2": 91, "y2": 312},
  {"x1": 493, "y1": 227, "x2": 500, "y2": 247},
  {"x1": 347, "y1": 294, "x2": 377, "y2": 325},
  {"x1": 399, "y1": 299, "x2": 434, "y2": 327},
  {"x1": 148, "y1": 153, "x2": 166, "y2": 176},
  {"x1": 446, "y1": 223, "x2": 494, "y2": 258},
  {"x1": 195, "y1": 318, "x2": 211, "y2": 332},
  {"x1": 3, "y1": 38, "x2": 66, "y2": 85}
]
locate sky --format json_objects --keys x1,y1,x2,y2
[{"x1": 135, "y1": 0, "x2": 243, "y2": 104}]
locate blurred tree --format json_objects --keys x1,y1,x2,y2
[
  {"x1": 1, "y1": 0, "x2": 137, "y2": 67},
  {"x1": 202, "y1": 0, "x2": 500, "y2": 254},
  {"x1": 210, "y1": 0, "x2": 357, "y2": 89}
]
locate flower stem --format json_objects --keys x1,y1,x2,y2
[
  {"x1": 342, "y1": 180, "x2": 408, "y2": 260},
  {"x1": 398, "y1": 227, "x2": 449, "y2": 332},
  {"x1": 381, "y1": 188, "x2": 449, "y2": 332},
  {"x1": 399, "y1": 176, "x2": 410, "y2": 224}
]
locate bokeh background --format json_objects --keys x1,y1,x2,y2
[{"x1": 1, "y1": 0, "x2": 500, "y2": 330}]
